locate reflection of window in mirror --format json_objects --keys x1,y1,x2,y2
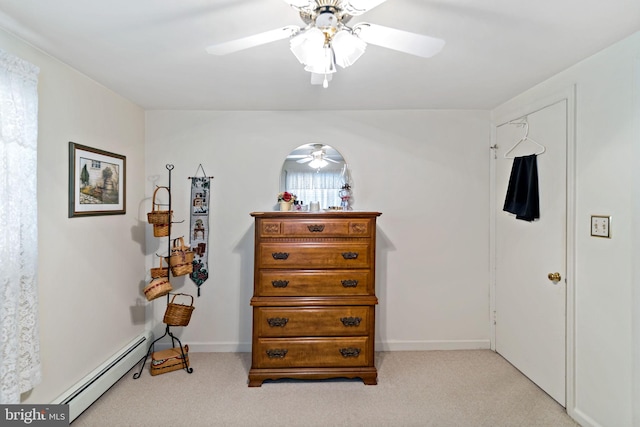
[{"x1": 281, "y1": 144, "x2": 347, "y2": 209}]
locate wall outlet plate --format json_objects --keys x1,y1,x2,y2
[{"x1": 591, "y1": 215, "x2": 611, "y2": 238}]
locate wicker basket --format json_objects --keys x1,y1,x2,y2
[
  {"x1": 150, "y1": 257, "x2": 169, "y2": 279},
  {"x1": 165, "y1": 237, "x2": 194, "y2": 277},
  {"x1": 150, "y1": 345, "x2": 189, "y2": 376},
  {"x1": 143, "y1": 277, "x2": 172, "y2": 301},
  {"x1": 163, "y1": 293, "x2": 195, "y2": 326},
  {"x1": 153, "y1": 223, "x2": 169, "y2": 237},
  {"x1": 147, "y1": 186, "x2": 172, "y2": 225}
]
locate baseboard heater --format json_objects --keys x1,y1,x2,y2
[{"x1": 53, "y1": 331, "x2": 153, "y2": 422}]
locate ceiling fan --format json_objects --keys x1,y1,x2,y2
[
  {"x1": 292, "y1": 143, "x2": 339, "y2": 168},
  {"x1": 206, "y1": 0, "x2": 445, "y2": 88}
]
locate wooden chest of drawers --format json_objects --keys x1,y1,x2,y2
[{"x1": 249, "y1": 211, "x2": 381, "y2": 387}]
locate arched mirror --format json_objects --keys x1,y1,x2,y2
[{"x1": 280, "y1": 143, "x2": 351, "y2": 210}]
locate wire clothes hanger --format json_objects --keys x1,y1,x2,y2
[{"x1": 504, "y1": 118, "x2": 546, "y2": 159}]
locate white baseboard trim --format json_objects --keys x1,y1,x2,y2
[
  {"x1": 165, "y1": 342, "x2": 252, "y2": 353},
  {"x1": 568, "y1": 407, "x2": 604, "y2": 427},
  {"x1": 181, "y1": 340, "x2": 490, "y2": 353},
  {"x1": 376, "y1": 340, "x2": 491, "y2": 351},
  {"x1": 52, "y1": 331, "x2": 152, "y2": 422}
]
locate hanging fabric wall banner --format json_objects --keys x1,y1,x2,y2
[{"x1": 189, "y1": 165, "x2": 212, "y2": 296}]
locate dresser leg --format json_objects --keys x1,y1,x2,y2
[
  {"x1": 362, "y1": 375, "x2": 378, "y2": 385},
  {"x1": 248, "y1": 379, "x2": 263, "y2": 387}
]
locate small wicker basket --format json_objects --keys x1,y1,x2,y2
[
  {"x1": 163, "y1": 293, "x2": 195, "y2": 326},
  {"x1": 150, "y1": 345, "x2": 189, "y2": 376},
  {"x1": 166, "y1": 237, "x2": 194, "y2": 277},
  {"x1": 153, "y1": 223, "x2": 169, "y2": 237},
  {"x1": 150, "y1": 257, "x2": 169, "y2": 279},
  {"x1": 147, "y1": 186, "x2": 172, "y2": 225},
  {"x1": 143, "y1": 277, "x2": 172, "y2": 301}
]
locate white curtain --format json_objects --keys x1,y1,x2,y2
[
  {"x1": 0, "y1": 49, "x2": 40, "y2": 403},
  {"x1": 285, "y1": 170, "x2": 343, "y2": 209}
]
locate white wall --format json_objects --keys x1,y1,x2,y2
[
  {"x1": 492, "y1": 31, "x2": 640, "y2": 427},
  {"x1": 144, "y1": 110, "x2": 491, "y2": 352},
  {"x1": 0, "y1": 29, "x2": 147, "y2": 404}
]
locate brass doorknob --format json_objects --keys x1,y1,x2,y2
[{"x1": 548, "y1": 272, "x2": 561, "y2": 282}]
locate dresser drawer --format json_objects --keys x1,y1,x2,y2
[
  {"x1": 259, "y1": 218, "x2": 372, "y2": 238},
  {"x1": 258, "y1": 242, "x2": 371, "y2": 269},
  {"x1": 254, "y1": 306, "x2": 371, "y2": 337},
  {"x1": 253, "y1": 337, "x2": 371, "y2": 368},
  {"x1": 256, "y1": 270, "x2": 372, "y2": 296}
]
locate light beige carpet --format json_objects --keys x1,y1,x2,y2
[{"x1": 72, "y1": 350, "x2": 579, "y2": 427}]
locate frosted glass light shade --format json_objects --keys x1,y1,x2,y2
[
  {"x1": 308, "y1": 158, "x2": 329, "y2": 169},
  {"x1": 290, "y1": 28, "x2": 325, "y2": 65},
  {"x1": 303, "y1": 45, "x2": 336, "y2": 74},
  {"x1": 332, "y1": 30, "x2": 366, "y2": 68}
]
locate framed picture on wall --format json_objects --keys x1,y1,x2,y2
[{"x1": 68, "y1": 142, "x2": 126, "y2": 217}]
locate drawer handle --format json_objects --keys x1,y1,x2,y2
[
  {"x1": 341, "y1": 279, "x2": 358, "y2": 288},
  {"x1": 340, "y1": 317, "x2": 362, "y2": 327},
  {"x1": 307, "y1": 224, "x2": 325, "y2": 232},
  {"x1": 271, "y1": 280, "x2": 289, "y2": 288},
  {"x1": 339, "y1": 348, "x2": 361, "y2": 358},
  {"x1": 266, "y1": 349, "x2": 288, "y2": 359},
  {"x1": 267, "y1": 317, "x2": 289, "y2": 327},
  {"x1": 271, "y1": 252, "x2": 289, "y2": 260},
  {"x1": 342, "y1": 252, "x2": 359, "y2": 260},
  {"x1": 351, "y1": 223, "x2": 367, "y2": 234}
]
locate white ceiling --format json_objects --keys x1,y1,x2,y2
[{"x1": 0, "y1": 0, "x2": 638, "y2": 111}]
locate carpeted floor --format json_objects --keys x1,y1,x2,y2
[{"x1": 72, "y1": 350, "x2": 579, "y2": 427}]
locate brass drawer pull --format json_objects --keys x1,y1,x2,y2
[
  {"x1": 307, "y1": 224, "x2": 325, "y2": 232},
  {"x1": 267, "y1": 317, "x2": 289, "y2": 327},
  {"x1": 271, "y1": 280, "x2": 289, "y2": 288},
  {"x1": 340, "y1": 317, "x2": 362, "y2": 327},
  {"x1": 341, "y1": 279, "x2": 358, "y2": 288},
  {"x1": 342, "y1": 252, "x2": 359, "y2": 260},
  {"x1": 272, "y1": 252, "x2": 289, "y2": 260},
  {"x1": 266, "y1": 349, "x2": 288, "y2": 359},
  {"x1": 339, "y1": 348, "x2": 361, "y2": 358}
]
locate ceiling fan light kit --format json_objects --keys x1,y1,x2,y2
[
  {"x1": 206, "y1": 0, "x2": 445, "y2": 88},
  {"x1": 332, "y1": 30, "x2": 366, "y2": 67},
  {"x1": 294, "y1": 143, "x2": 339, "y2": 169}
]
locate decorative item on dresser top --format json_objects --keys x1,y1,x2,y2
[
  {"x1": 248, "y1": 211, "x2": 381, "y2": 387},
  {"x1": 277, "y1": 191, "x2": 297, "y2": 211}
]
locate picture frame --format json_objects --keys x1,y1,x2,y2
[{"x1": 69, "y1": 142, "x2": 126, "y2": 217}]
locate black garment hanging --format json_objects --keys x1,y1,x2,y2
[{"x1": 503, "y1": 154, "x2": 539, "y2": 221}]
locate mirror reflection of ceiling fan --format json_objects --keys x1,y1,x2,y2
[
  {"x1": 206, "y1": 0, "x2": 445, "y2": 88},
  {"x1": 293, "y1": 143, "x2": 339, "y2": 168}
]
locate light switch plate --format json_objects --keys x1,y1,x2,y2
[{"x1": 591, "y1": 215, "x2": 611, "y2": 238}]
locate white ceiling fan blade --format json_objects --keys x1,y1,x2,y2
[
  {"x1": 206, "y1": 26, "x2": 300, "y2": 55},
  {"x1": 354, "y1": 23, "x2": 445, "y2": 58},
  {"x1": 342, "y1": 0, "x2": 388, "y2": 16},
  {"x1": 325, "y1": 157, "x2": 340, "y2": 163},
  {"x1": 283, "y1": 0, "x2": 313, "y2": 8},
  {"x1": 297, "y1": 157, "x2": 312, "y2": 163}
]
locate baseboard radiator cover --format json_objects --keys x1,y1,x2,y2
[{"x1": 52, "y1": 331, "x2": 153, "y2": 422}]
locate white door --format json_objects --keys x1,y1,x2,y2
[{"x1": 494, "y1": 100, "x2": 567, "y2": 405}]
